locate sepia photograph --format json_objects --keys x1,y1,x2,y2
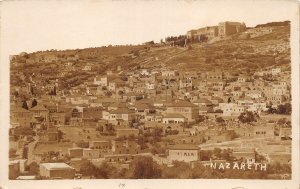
[{"x1": 0, "y1": 0, "x2": 299, "y2": 188}]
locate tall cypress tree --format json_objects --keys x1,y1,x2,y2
[
  {"x1": 22, "y1": 101, "x2": 29, "y2": 110},
  {"x1": 31, "y1": 99, "x2": 37, "y2": 108}
]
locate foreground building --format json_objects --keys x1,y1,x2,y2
[
  {"x1": 40, "y1": 163, "x2": 75, "y2": 179},
  {"x1": 168, "y1": 145, "x2": 200, "y2": 162}
]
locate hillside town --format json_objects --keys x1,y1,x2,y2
[{"x1": 9, "y1": 21, "x2": 292, "y2": 179}]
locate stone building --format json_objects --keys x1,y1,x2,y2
[
  {"x1": 218, "y1": 21, "x2": 246, "y2": 37},
  {"x1": 187, "y1": 26, "x2": 219, "y2": 41},
  {"x1": 39, "y1": 163, "x2": 75, "y2": 179},
  {"x1": 168, "y1": 145, "x2": 200, "y2": 163}
]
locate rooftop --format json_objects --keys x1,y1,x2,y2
[
  {"x1": 169, "y1": 100, "x2": 198, "y2": 108},
  {"x1": 169, "y1": 144, "x2": 199, "y2": 150},
  {"x1": 110, "y1": 108, "x2": 135, "y2": 114},
  {"x1": 164, "y1": 113, "x2": 185, "y2": 119},
  {"x1": 40, "y1": 163, "x2": 74, "y2": 170},
  {"x1": 194, "y1": 98, "x2": 212, "y2": 104}
]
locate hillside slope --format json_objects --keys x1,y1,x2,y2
[{"x1": 10, "y1": 23, "x2": 290, "y2": 90}]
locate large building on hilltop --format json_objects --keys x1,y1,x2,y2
[
  {"x1": 186, "y1": 26, "x2": 219, "y2": 41},
  {"x1": 187, "y1": 21, "x2": 246, "y2": 41},
  {"x1": 218, "y1": 21, "x2": 247, "y2": 37}
]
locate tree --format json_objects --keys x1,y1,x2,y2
[
  {"x1": 131, "y1": 156, "x2": 162, "y2": 179},
  {"x1": 267, "y1": 106, "x2": 277, "y2": 114},
  {"x1": 277, "y1": 103, "x2": 291, "y2": 115},
  {"x1": 96, "y1": 125, "x2": 104, "y2": 132},
  {"x1": 22, "y1": 146, "x2": 28, "y2": 159},
  {"x1": 105, "y1": 91, "x2": 112, "y2": 97},
  {"x1": 277, "y1": 118, "x2": 287, "y2": 125},
  {"x1": 227, "y1": 97, "x2": 232, "y2": 103},
  {"x1": 238, "y1": 111, "x2": 259, "y2": 123},
  {"x1": 153, "y1": 127, "x2": 162, "y2": 137},
  {"x1": 28, "y1": 162, "x2": 39, "y2": 175},
  {"x1": 57, "y1": 130, "x2": 64, "y2": 141},
  {"x1": 79, "y1": 161, "x2": 113, "y2": 178},
  {"x1": 215, "y1": 117, "x2": 225, "y2": 124},
  {"x1": 53, "y1": 85, "x2": 57, "y2": 95},
  {"x1": 49, "y1": 86, "x2": 57, "y2": 96},
  {"x1": 31, "y1": 99, "x2": 38, "y2": 108},
  {"x1": 13, "y1": 90, "x2": 19, "y2": 98},
  {"x1": 200, "y1": 150, "x2": 212, "y2": 161},
  {"x1": 137, "y1": 136, "x2": 147, "y2": 150},
  {"x1": 213, "y1": 148, "x2": 222, "y2": 158},
  {"x1": 22, "y1": 101, "x2": 29, "y2": 110},
  {"x1": 198, "y1": 115, "x2": 206, "y2": 122},
  {"x1": 80, "y1": 161, "x2": 98, "y2": 176},
  {"x1": 106, "y1": 124, "x2": 114, "y2": 132},
  {"x1": 9, "y1": 149, "x2": 17, "y2": 158}
]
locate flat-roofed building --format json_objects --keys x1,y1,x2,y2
[
  {"x1": 187, "y1": 26, "x2": 219, "y2": 41},
  {"x1": 168, "y1": 145, "x2": 200, "y2": 162},
  {"x1": 68, "y1": 148, "x2": 83, "y2": 158},
  {"x1": 162, "y1": 113, "x2": 186, "y2": 124},
  {"x1": 218, "y1": 21, "x2": 246, "y2": 37},
  {"x1": 82, "y1": 148, "x2": 100, "y2": 159},
  {"x1": 166, "y1": 100, "x2": 199, "y2": 123},
  {"x1": 9, "y1": 160, "x2": 20, "y2": 179},
  {"x1": 40, "y1": 163, "x2": 75, "y2": 179},
  {"x1": 89, "y1": 140, "x2": 110, "y2": 149}
]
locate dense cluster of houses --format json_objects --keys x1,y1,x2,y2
[{"x1": 9, "y1": 61, "x2": 292, "y2": 179}]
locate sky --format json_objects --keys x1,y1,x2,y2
[{"x1": 0, "y1": 0, "x2": 298, "y2": 55}]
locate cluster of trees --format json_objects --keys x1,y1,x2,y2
[
  {"x1": 165, "y1": 35, "x2": 187, "y2": 47},
  {"x1": 165, "y1": 129, "x2": 179, "y2": 135},
  {"x1": 136, "y1": 127, "x2": 163, "y2": 150},
  {"x1": 276, "y1": 118, "x2": 291, "y2": 127},
  {"x1": 238, "y1": 111, "x2": 260, "y2": 123},
  {"x1": 215, "y1": 117, "x2": 226, "y2": 125},
  {"x1": 200, "y1": 148, "x2": 234, "y2": 161},
  {"x1": 26, "y1": 162, "x2": 40, "y2": 175},
  {"x1": 95, "y1": 124, "x2": 115, "y2": 136},
  {"x1": 21, "y1": 99, "x2": 39, "y2": 110},
  {"x1": 80, "y1": 161, "x2": 113, "y2": 178},
  {"x1": 267, "y1": 103, "x2": 291, "y2": 115},
  {"x1": 79, "y1": 156, "x2": 161, "y2": 179},
  {"x1": 165, "y1": 34, "x2": 209, "y2": 47},
  {"x1": 17, "y1": 156, "x2": 293, "y2": 179}
]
